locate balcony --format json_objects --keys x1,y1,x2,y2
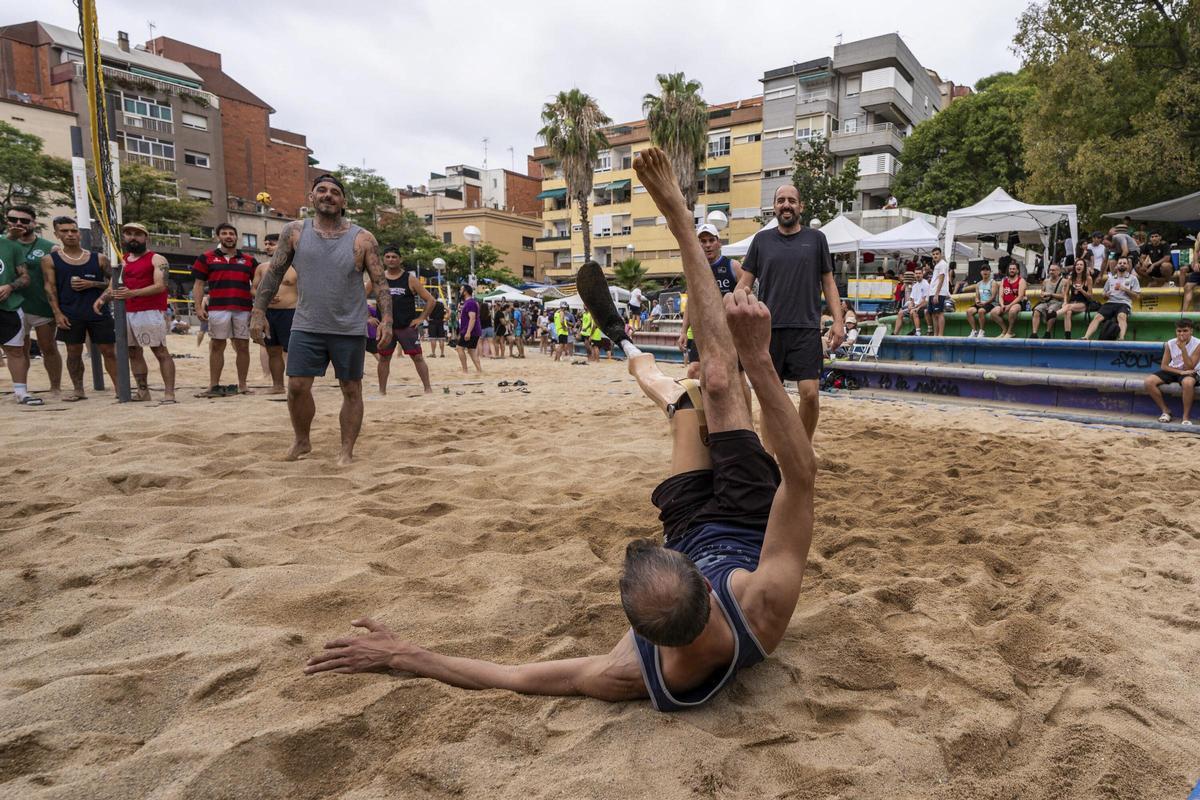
[
  {"x1": 855, "y1": 172, "x2": 896, "y2": 194},
  {"x1": 77, "y1": 62, "x2": 219, "y2": 107},
  {"x1": 122, "y1": 114, "x2": 173, "y2": 135},
  {"x1": 122, "y1": 152, "x2": 176, "y2": 172},
  {"x1": 859, "y1": 86, "x2": 917, "y2": 126},
  {"x1": 829, "y1": 123, "x2": 905, "y2": 157},
  {"x1": 795, "y1": 90, "x2": 837, "y2": 118},
  {"x1": 536, "y1": 233, "x2": 571, "y2": 242}
]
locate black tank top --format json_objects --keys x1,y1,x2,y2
[
  {"x1": 710, "y1": 256, "x2": 736, "y2": 295},
  {"x1": 386, "y1": 271, "x2": 416, "y2": 326},
  {"x1": 53, "y1": 251, "x2": 109, "y2": 321}
]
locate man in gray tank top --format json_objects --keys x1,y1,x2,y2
[{"x1": 251, "y1": 174, "x2": 392, "y2": 466}]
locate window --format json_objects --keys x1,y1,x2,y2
[
  {"x1": 423, "y1": 214, "x2": 433, "y2": 225},
  {"x1": 122, "y1": 132, "x2": 175, "y2": 161},
  {"x1": 191, "y1": 225, "x2": 215, "y2": 240},
  {"x1": 621, "y1": 155, "x2": 632, "y2": 169},
  {"x1": 845, "y1": 76, "x2": 861, "y2": 97},
  {"x1": 184, "y1": 150, "x2": 210, "y2": 168},
  {"x1": 242, "y1": 233, "x2": 258, "y2": 249},
  {"x1": 186, "y1": 187, "x2": 213, "y2": 204},
  {"x1": 707, "y1": 134, "x2": 731, "y2": 158},
  {"x1": 764, "y1": 85, "x2": 797, "y2": 102},
  {"x1": 595, "y1": 150, "x2": 612, "y2": 172},
  {"x1": 123, "y1": 94, "x2": 172, "y2": 121},
  {"x1": 763, "y1": 127, "x2": 794, "y2": 140},
  {"x1": 843, "y1": 118, "x2": 860, "y2": 133},
  {"x1": 443, "y1": 232, "x2": 452, "y2": 244},
  {"x1": 633, "y1": 217, "x2": 657, "y2": 227},
  {"x1": 734, "y1": 133, "x2": 762, "y2": 144},
  {"x1": 181, "y1": 111, "x2": 208, "y2": 130},
  {"x1": 523, "y1": 266, "x2": 535, "y2": 279},
  {"x1": 521, "y1": 236, "x2": 534, "y2": 250}
]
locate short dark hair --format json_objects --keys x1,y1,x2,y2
[
  {"x1": 265, "y1": 233, "x2": 280, "y2": 244},
  {"x1": 1177, "y1": 319, "x2": 1193, "y2": 330},
  {"x1": 216, "y1": 222, "x2": 237, "y2": 235},
  {"x1": 460, "y1": 284, "x2": 473, "y2": 296},
  {"x1": 1149, "y1": 230, "x2": 1160, "y2": 237},
  {"x1": 53, "y1": 216, "x2": 77, "y2": 228},
  {"x1": 383, "y1": 245, "x2": 402, "y2": 257},
  {"x1": 10, "y1": 204, "x2": 35, "y2": 219},
  {"x1": 619, "y1": 539, "x2": 709, "y2": 647}
]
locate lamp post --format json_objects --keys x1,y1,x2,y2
[
  {"x1": 463, "y1": 225, "x2": 482, "y2": 288},
  {"x1": 432, "y1": 256, "x2": 446, "y2": 300},
  {"x1": 706, "y1": 209, "x2": 729, "y2": 232}
]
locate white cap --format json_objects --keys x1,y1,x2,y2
[{"x1": 696, "y1": 223, "x2": 720, "y2": 238}]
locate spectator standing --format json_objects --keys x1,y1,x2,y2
[
  {"x1": 192, "y1": 223, "x2": 256, "y2": 395},
  {"x1": 1030, "y1": 263, "x2": 1066, "y2": 339},
  {"x1": 988, "y1": 262, "x2": 1027, "y2": 338},
  {"x1": 627, "y1": 286, "x2": 645, "y2": 330},
  {"x1": 1105, "y1": 228, "x2": 1140, "y2": 278},
  {"x1": 455, "y1": 285, "x2": 483, "y2": 374},
  {"x1": 7, "y1": 205, "x2": 62, "y2": 397},
  {"x1": 426, "y1": 298, "x2": 447, "y2": 358},
  {"x1": 1081, "y1": 257, "x2": 1140, "y2": 341},
  {"x1": 928, "y1": 247, "x2": 951, "y2": 336},
  {"x1": 478, "y1": 301, "x2": 494, "y2": 358},
  {"x1": 1087, "y1": 231, "x2": 1107, "y2": 278},
  {"x1": 1144, "y1": 319, "x2": 1197, "y2": 425}
]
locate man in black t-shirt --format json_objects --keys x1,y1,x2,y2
[
  {"x1": 426, "y1": 298, "x2": 447, "y2": 358},
  {"x1": 1137, "y1": 231, "x2": 1173, "y2": 286},
  {"x1": 736, "y1": 184, "x2": 843, "y2": 438}
]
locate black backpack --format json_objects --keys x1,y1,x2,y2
[{"x1": 1098, "y1": 316, "x2": 1121, "y2": 341}]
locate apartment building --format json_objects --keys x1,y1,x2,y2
[
  {"x1": 760, "y1": 33, "x2": 943, "y2": 212},
  {"x1": 434, "y1": 206, "x2": 553, "y2": 282},
  {"x1": 531, "y1": 96, "x2": 763, "y2": 280},
  {"x1": 0, "y1": 21, "x2": 229, "y2": 268},
  {"x1": 420, "y1": 164, "x2": 542, "y2": 216}
]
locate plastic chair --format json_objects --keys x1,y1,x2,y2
[{"x1": 850, "y1": 325, "x2": 886, "y2": 361}]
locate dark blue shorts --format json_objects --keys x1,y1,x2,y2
[
  {"x1": 929, "y1": 296, "x2": 947, "y2": 313},
  {"x1": 265, "y1": 308, "x2": 295, "y2": 350},
  {"x1": 287, "y1": 330, "x2": 365, "y2": 381}
]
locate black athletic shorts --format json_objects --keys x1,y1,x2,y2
[
  {"x1": 287, "y1": 330, "x2": 365, "y2": 381},
  {"x1": 929, "y1": 296, "x2": 947, "y2": 313},
  {"x1": 1186, "y1": 270, "x2": 1200, "y2": 285},
  {"x1": 57, "y1": 316, "x2": 115, "y2": 346},
  {"x1": 265, "y1": 307, "x2": 295, "y2": 350},
  {"x1": 458, "y1": 334, "x2": 479, "y2": 350},
  {"x1": 557, "y1": 334, "x2": 568, "y2": 344},
  {"x1": 428, "y1": 320, "x2": 446, "y2": 339},
  {"x1": 768, "y1": 327, "x2": 823, "y2": 382},
  {"x1": 0, "y1": 309, "x2": 21, "y2": 346},
  {"x1": 652, "y1": 430, "x2": 781, "y2": 545},
  {"x1": 1153, "y1": 370, "x2": 1197, "y2": 385},
  {"x1": 1098, "y1": 302, "x2": 1130, "y2": 320},
  {"x1": 686, "y1": 338, "x2": 699, "y2": 364}
]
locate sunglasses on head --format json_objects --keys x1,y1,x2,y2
[{"x1": 6, "y1": 215, "x2": 31, "y2": 224}]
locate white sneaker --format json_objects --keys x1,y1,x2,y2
[{"x1": 978, "y1": 331, "x2": 987, "y2": 339}]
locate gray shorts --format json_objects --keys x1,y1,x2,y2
[
  {"x1": 287, "y1": 330, "x2": 365, "y2": 381},
  {"x1": 1033, "y1": 301, "x2": 1062, "y2": 318}
]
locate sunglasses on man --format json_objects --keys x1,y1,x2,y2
[{"x1": 6, "y1": 215, "x2": 32, "y2": 225}]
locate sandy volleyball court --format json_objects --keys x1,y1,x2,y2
[{"x1": 1, "y1": 337, "x2": 1198, "y2": 799}]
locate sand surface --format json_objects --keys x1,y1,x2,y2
[{"x1": 1, "y1": 336, "x2": 1198, "y2": 799}]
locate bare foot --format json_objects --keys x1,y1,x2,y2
[
  {"x1": 633, "y1": 147, "x2": 687, "y2": 216},
  {"x1": 285, "y1": 439, "x2": 312, "y2": 461},
  {"x1": 266, "y1": 386, "x2": 285, "y2": 395},
  {"x1": 424, "y1": 387, "x2": 433, "y2": 395},
  {"x1": 336, "y1": 449, "x2": 354, "y2": 467}
]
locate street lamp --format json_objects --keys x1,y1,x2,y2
[
  {"x1": 809, "y1": 218, "x2": 823, "y2": 229},
  {"x1": 706, "y1": 209, "x2": 729, "y2": 231},
  {"x1": 432, "y1": 256, "x2": 446, "y2": 298},
  {"x1": 463, "y1": 225, "x2": 482, "y2": 287}
]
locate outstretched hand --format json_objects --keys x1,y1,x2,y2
[
  {"x1": 304, "y1": 618, "x2": 404, "y2": 675},
  {"x1": 723, "y1": 289, "x2": 772, "y2": 358}
]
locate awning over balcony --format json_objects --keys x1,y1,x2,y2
[
  {"x1": 608, "y1": 179, "x2": 631, "y2": 190},
  {"x1": 704, "y1": 166, "x2": 730, "y2": 178},
  {"x1": 706, "y1": 203, "x2": 730, "y2": 215},
  {"x1": 536, "y1": 187, "x2": 567, "y2": 200}
]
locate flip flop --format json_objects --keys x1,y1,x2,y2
[
  {"x1": 194, "y1": 388, "x2": 224, "y2": 398},
  {"x1": 498, "y1": 380, "x2": 510, "y2": 387},
  {"x1": 61, "y1": 394, "x2": 88, "y2": 402},
  {"x1": 156, "y1": 399, "x2": 179, "y2": 406},
  {"x1": 16, "y1": 395, "x2": 44, "y2": 406},
  {"x1": 513, "y1": 380, "x2": 527, "y2": 386}
]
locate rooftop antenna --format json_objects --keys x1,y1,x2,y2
[
  {"x1": 147, "y1": 21, "x2": 157, "y2": 52},
  {"x1": 482, "y1": 137, "x2": 489, "y2": 170},
  {"x1": 507, "y1": 146, "x2": 514, "y2": 171},
  {"x1": 835, "y1": 32, "x2": 843, "y2": 46}
]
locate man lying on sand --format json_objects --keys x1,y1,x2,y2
[{"x1": 305, "y1": 148, "x2": 817, "y2": 710}]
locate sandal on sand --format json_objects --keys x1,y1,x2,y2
[
  {"x1": 156, "y1": 399, "x2": 179, "y2": 406},
  {"x1": 513, "y1": 379, "x2": 527, "y2": 386},
  {"x1": 1158, "y1": 413, "x2": 1171, "y2": 423},
  {"x1": 498, "y1": 380, "x2": 510, "y2": 387},
  {"x1": 16, "y1": 394, "x2": 45, "y2": 406},
  {"x1": 194, "y1": 388, "x2": 224, "y2": 398},
  {"x1": 670, "y1": 379, "x2": 708, "y2": 445},
  {"x1": 61, "y1": 393, "x2": 88, "y2": 402}
]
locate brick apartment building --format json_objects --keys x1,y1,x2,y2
[{"x1": 148, "y1": 37, "x2": 312, "y2": 219}]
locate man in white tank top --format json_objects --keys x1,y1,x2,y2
[{"x1": 1144, "y1": 318, "x2": 1198, "y2": 425}]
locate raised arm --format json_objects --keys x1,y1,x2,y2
[
  {"x1": 304, "y1": 618, "x2": 645, "y2": 702},
  {"x1": 250, "y1": 221, "x2": 299, "y2": 342}
]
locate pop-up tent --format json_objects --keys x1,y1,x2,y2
[
  {"x1": 723, "y1": 215, "x2": 869, "y2": 257},
  {"x1": 724, "y1": 218, "x2": 776, "y2": 257},
  {"x1": 1105, "y1": 190, "x2": 1200, "y2": 225},
  {"x1": 943, "y1": 187, "x2": 1078, "y2": 261},
  {"x1": 858, "y1": 217, "x2": 945, "y2": 253}
]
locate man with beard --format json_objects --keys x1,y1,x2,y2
[
  {"x1": 95, "y1": 223, "x2": 176, "y2": 403},
  {"x1": 251, "y1": 174, "x2": 392, "y2": 466},
  {"x1": 192, "y1": 223, "x2": 256, "y2": 396},
  {"x1": 252, "y1": 233, "x2": 294, "y2": 394},
  {"x1": 7, "y1": 205, "x2": 63, "y2": 397},
  {"x1": 736, "y1": 184, "x2": 843, "y2": 438},
  {"x1": 41, "y1": 216, "x2": 118, "y2": 400},
  {"x1": 375, "y1": 247, "x2": 435, "y2": 395}
]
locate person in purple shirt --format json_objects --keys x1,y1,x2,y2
[{"x1": 455, "y1": 284, "x2": 483, "y2": 375}]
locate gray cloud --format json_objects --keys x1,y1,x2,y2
[{"x1": 32, "y1": 0, "x2": 1025, "y2": 186}]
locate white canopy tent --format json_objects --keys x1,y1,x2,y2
[
  {"x1": 479, "y1": 289, "x2": 540, "y2": 303},
  {"x1": 859, "y1": 217, "x2": 946, "y2": 253},
  {"x1": 1105, "y1": 190, "x2": 1200, "y2": 225},
  {"x1": 546, "y1": 290, "x2": 628, "y2": 312},
  {"x1": 724, "y1": 218, "x2": 777, "y2": 257},
  {"x1": 722, "y1": 215, "x2": 870, "y2": 257},
  {"x1": 943, "y1": 187, "x2": 1078, "y2": 266}
]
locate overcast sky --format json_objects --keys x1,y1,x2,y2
[{"x1": 30, "y1": 0, "x2": 1026, "y2": 187}]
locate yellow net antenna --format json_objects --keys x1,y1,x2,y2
[{"x1": 75, "y1": 0, "x2": 122, "y2": 258}]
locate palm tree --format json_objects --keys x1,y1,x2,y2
[
  {"x1": 613, "y1": 257, "x2": 647, "y2": 289},
  {"x1": 643, "y1": 72, "x2": 709, "y2": 210},
  {"x1": 539, "y1": 89, "x2": 611, "y2": 262}
]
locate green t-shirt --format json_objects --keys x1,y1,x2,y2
[
  {"x1": 14, "y1": 236, "x2": 55, "y2": 317},
  {"x1": 0, "y1": 237, "x2": 26, "y2": 312}
]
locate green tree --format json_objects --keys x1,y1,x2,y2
[
  {"x1": 539, "y1": 89, "x2": 611, "y2": 262},
  {"x1": 0, "y1": 121, "x2": 71, "y2": 219},
  {"x1": 117, "y1": 161, "x2": 208, "y2": 233},
  {"x1": 643, "y1": 72, "x2": 709, "y2": 210},
  {"x1": 436, "y1": 243, "x2": 517, "y2": 286},
  {"x1": 374, "y1": 209, "x2": 439, "y2": 253},
  {"x1": 333, "y1": 164, "x2": 396, "y2": 233},
  {"x1": 789, "y1": 137, "x2": 858, "y2": 223},
  {"x1": 893, "y1": 73, "x2": 1036, "y2": 215},
  {"x1": 1013, "y1": 0, "x2": 1200, "y2": 228},
  {"x1": 613, "y1": 257, "x2": 647, "y2": 289}
]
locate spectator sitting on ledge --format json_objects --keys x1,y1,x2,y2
[
  {"x1": 1144, "y1": 318, "x2": 1197, "y2": 425},
  {"x1": 1030, "y1": 263, "x2": 1066, "y2": 339},
  {"x1": 1081, "y1": 257, "x2": 1140, "y2": 341}
]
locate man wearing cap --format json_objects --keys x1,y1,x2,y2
[
  {"x1": 192, "y1": 223, "x2": 257, "y2": 396},
  {"x1": 251, "y1": 174, "x2": 392, "y2": 467},
  {"x1": 736, "y1": 184, "x2": 843, "y2": 438},
  {"x1": 6, "y1": 204, "x2": 63, "y2": 398},
  {"x1": 95, "y1": 222, "x2": 176, "y2": 403},
  {"x1": 679, "y1": 223, "x2": 742, "y2": 379}
]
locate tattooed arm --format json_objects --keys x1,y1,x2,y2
[
  {"x1": 360, "y1": 230, "x2": 393, "y2": 351},
  {"x1": 250, "y1": 221, "x2": 300, "y2": 343}
]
